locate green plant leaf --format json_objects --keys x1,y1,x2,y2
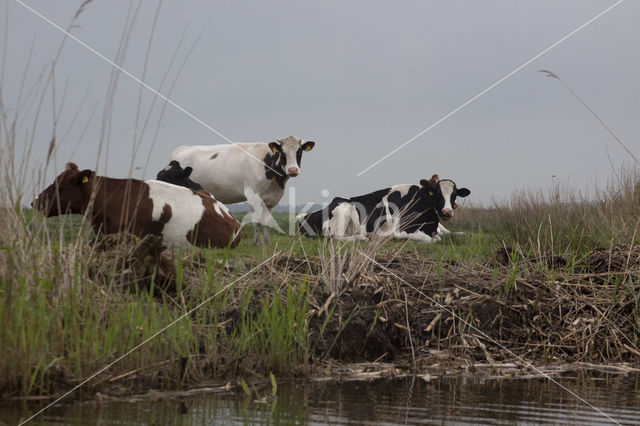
[
  {"x1": 270, "y1": 371, "x2": 277, "y2": 396},
  {"x1": 241, "y1": 378, "x2": 251, "y2": 397}
]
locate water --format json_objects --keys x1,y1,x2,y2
[{"x1": 4, "y1": 371, "x2": 640, "y2": 425}]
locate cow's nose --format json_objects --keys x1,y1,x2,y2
[
  {"x1": 287, "y1": 167, "x2": 299, "y2": 177},
  {"x1": 442, "y1": 208, "x2": 453, "y2": 218}
]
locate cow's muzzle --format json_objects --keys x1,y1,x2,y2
[
  {"x1": 287, "y1": 167, "x2": 299, "y2": 177},
  {"x1": 441, "y1": 208, "x2": 453, "y2": 220}
]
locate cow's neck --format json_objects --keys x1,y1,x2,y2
[{"x1": 263, "y1": 151, "x2": 288, "y2": 189}]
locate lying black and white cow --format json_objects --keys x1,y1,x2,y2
[
  {"x1": 170, "y1": 136, "x2": 315, "y2": 244},
  {"x1": 156, "y1": 160, "x2": 204, "y2": 192},
  {"x1": 298, "y1": 174, "x2": 470, "y2": 243}
]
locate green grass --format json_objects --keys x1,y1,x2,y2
[
  {"x1": 230, "y1": 211, "x2": 503, "y2": 266},
  {"x1": 231, "y1": 280, "x2": 309, "y2": 374}
]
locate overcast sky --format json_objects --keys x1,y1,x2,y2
[{"x1": 2, "y1": 0, "x2": 639, "y2": 207}]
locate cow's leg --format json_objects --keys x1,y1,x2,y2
[
  {"x1": 344, "y1": 206, "x2": 367, "y2": 241},
  {"x1": 244, "y1": 186, "x2": 277, "y2": 245},
  {"x1": 345, "y1": 205, "x2": 364, "y2": 238},
  {"x1": 437, "y1": 223, "x2": 465, "y2": 236},
  {"x1": 393, "y1": 230, "x2": 435, "y2": 244},
  {"x1": 253, "y1": 223, "x2": 262, "y2": 245},
  {"x1": 250, "y1": 213, "x2": 273, "y2": 245},
  {"x1": 323, "y1": 203, "x2": 367, "y2": 241},
  {"x1": 252, "y1": 222, "x2": 271, "y2": 245},
  {"x1": 437, "y1": 223, "x2": 451, "y2": 235},
  {"x1": 324, "y1": 204, "x2": 349, "y2": 238},
  {"x1": 262, "y1": 215, "x2": 271, "y2": 245},
  {"x1": 326, "y1": 219, "x2": 363, "y2": 241}
]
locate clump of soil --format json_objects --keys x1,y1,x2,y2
[
  {"x1": 277, "y1": 244, "x2": 640, "y2": 369},
  {"x1": 582, "y1": 245, "x2": 640, "y2": 274},
  {"x1": 89, "y1": 233, "x2": 180, "y2": 293},
  {"x1": 493, "y1": 246, "x2": 567, "y2": 268}
]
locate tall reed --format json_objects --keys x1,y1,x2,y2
[{"x1": 454, "y1": 169, "x2": 640, "y2": 261}]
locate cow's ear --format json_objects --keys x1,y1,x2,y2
[
  {"x1": 457, "y1": 187, "x2": 471, "y2": 197},
  {"x1": 268, "y1": 142, "x2": 281, "y2": 153},
  {"x1": 302, "y1": 141, "x2": 315, "y2": 151},
  {"x1": 77, "y1": 170, "x2": 94, "y2": 185},
  {"x1": 184, "y1": 167, "x2": 193, "y2": 177}
]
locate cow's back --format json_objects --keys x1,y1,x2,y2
[{"x1": 170, "y1": 143, "x2": 275, "y2": 205}]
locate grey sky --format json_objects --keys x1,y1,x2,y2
[{"x1": 2, "y1": 0, "x2": 639, "y2": 207}]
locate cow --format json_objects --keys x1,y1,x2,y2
[
  {"x1": 32, "y1": 163, "x2": 241, "y2": 249},
  {"x1": 155, "y1": 160, "x2": 204, "y2": 192},
  {"x1": 170, "y1": 135, "x2": 315, "y2": 244},
  {"x1": 298, "y1": 174, "x2": 470, "y2": 243}
]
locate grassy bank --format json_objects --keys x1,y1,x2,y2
[{"x1": 1, "y1": 172, "x2": 640, "y2": 400}]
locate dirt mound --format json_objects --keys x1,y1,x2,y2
[
  {"x1": 277, "y1": 245, "x2": 640, "y2": 368},
  {"x1": 89, "y1": 233, "x2": 178, "y2": 293},
  {"x1": 582, "y1": 245, "x2": 640, "y2": 273},
  {"x1": 309, "y1": 285, "x2": 406, "y2": 361},
  {"x1": 493, "y1": 246, "x2": 567, "y2": 268}
]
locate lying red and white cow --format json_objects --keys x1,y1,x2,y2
[
  {"x1": 170, "y1": 136, "x2": 315, "y2": 244},
  {"x1": 32, "y1": 163, "x2": 241, "y2": 249},
  {"x1": 298, "y1": 174, "x2": 470, "y2": 243}
]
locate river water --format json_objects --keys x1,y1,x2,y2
[{"x1": 4, "y1": 371, "x2": 640, "y2": 425}]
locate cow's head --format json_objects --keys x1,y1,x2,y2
[
  {"x1": 419, "y1": 174, "x2": 470, "y2": 220},
  {"x1": 267, "y1": 136, "x2": 315, "y2": 178},
  {"x1": 156, "y1": 160, "x2": 204, "y2": 191},
  {"x1": 31, "y1": 162, "x2": 95, "y2": 217}
]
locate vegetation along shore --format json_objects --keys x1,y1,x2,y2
[{"x1": 1, "y1": 171, "x2": 639, "y2": 402}]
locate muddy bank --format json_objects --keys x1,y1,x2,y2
[
  {"x1": 110, "y1": 238, "x2": 640, "y2": 367},
  {"x1": 280, "y1": 244, "x2": 640, "y2": 368},
  {"x1": 8, "y1": 238, "x2": 640, "y2": 401}
]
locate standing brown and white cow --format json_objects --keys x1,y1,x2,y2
[
  {"x1": 169, "y1": 135, "x2": 315, "y2": 244},
  {"x1": 32, "y1": 163, "x2": 241, "y2": 249}
]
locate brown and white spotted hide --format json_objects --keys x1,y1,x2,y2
[{"x1": 32, "y1": 163, "x2": 241, "y2": 249}]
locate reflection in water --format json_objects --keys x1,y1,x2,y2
[{"x1": 4, "y1": 371, "x2": 640, "y2": 425}]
